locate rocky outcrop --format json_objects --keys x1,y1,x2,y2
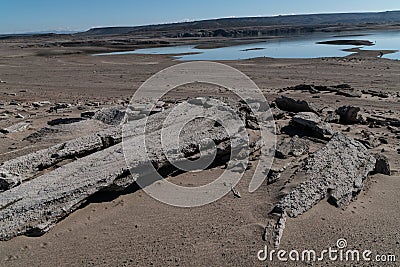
[
  {"x1": 274, "y1": 133, "x2": 376, "y2": 218},
  {"x1": 290, "y1": 112, "x2": 334, "y2": 139}
]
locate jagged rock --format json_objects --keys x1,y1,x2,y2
[
  {"x1": 0, "y1": 113, "x2": 9, "y2": 120},
  {"x1": 366, "y1": 115, "x2": 400, "y2": 127},
  {"x1": 270, "y1": 107, "x2": 286, "y2": 120},
  {"x1": 374, "y1": 153, "x2": 391, "y2": 175},
  {"x1": 47, "y1": 118, "x2": 85, "y2": 126},
  {"x1": 289, "y1": 84, "x2": 361, "y2": 97},
  {"x1": 266, "y1": 170, "x2": 281, "y2": 184},
  {"x1": 93, "y1": 107, "x2": 127, "y2": 125},
  {"x1": 272, "y1": 212, "x2": 287, "y2": 249},
  {"x1": 275, "y1": 96, "x2": 318, "y2": 113},
  {"x1": 275, "y1": 135, "x2": 309, "y2": 159},
  {"x1": 387, "y1": 126, "x2": 400, "y2": 134},
  {"x1": 55, "y1": 103, "x2": 72, "y2": 109},
  {"x1": 274, "y1": 133, "x2": 376, "y2": 217},
  {"x1": 49, "y1": 103, "x2": 72, "y2": 112},
  {"x1": 334, "y1": 88, "x2": 362, "y2": 98},
  {"x1": 293, "y1": 84, "x2": 315, "y2": 92},
  {"x1": 325, "y1": 112, "x2": 340, "y2": 123},
  {"x1": 0, "y1": 169, "x2": 20, "y2": 189},
  {"x1": 356, "y1": 131, "x2": 382, "y2": 149},
  {"x1": 336, "y1": 106, "x2": 363, "y2": 124},
  {"x1": 32, "y1": 101, "x2": 49, "y2": 108},
  {"x1": 362, "y1": 89, "x2": 389, "y2": 98},
  {"x1": 265, "y1": 162, "x2": 291, "y2": 185},
  {"x1": 129, "y1": 103, "x2": 163, "y2": 116},
  {"x1": 81, "y1": 111, "x2": 96, "y2": 118},
  {"x1": 0, "y1": 122, "x2": 31, "y2": 134},
  {"x1": 291, "y1": 112, "x2": 334, "y2": 139}
]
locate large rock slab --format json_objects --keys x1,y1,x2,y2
[
  {"x1": 0, "y1": 121, "x2": 237, "y2": 240},
  {"x1": 0, "y1": 111, "x2": 179, "y2": 191},
  {"x1": 291, "y1": 112, "x2": 334, "y2": 139},
  {"x1": 0, "y1": 99, "x2": 261, "y2": 240},
  {"x1": 274, "y1": 133, "x2": 376, "y2": 218}
]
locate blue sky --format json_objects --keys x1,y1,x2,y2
[{"x1": 1, "y1": 0, "x2": 399, "y2": 34}]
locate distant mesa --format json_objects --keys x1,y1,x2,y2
[{"x1": 81, "y1": 11, "x2": 400, "y2": 37}]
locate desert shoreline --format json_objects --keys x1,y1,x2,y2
[{"x1": 0, "y1": 30, "x2": 399, "y2": 266}]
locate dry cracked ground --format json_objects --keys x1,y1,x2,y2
[{"x1": 0, "y1": 43, "x2": 399, "y2": 266}]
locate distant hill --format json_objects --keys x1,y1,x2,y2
[{"x1": 81, "y1": 11, "x2": 400, "y2": 37}]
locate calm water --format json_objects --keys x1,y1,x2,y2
[{"x1": 96, "y1": 30, "x2": 400, "y2": 60}]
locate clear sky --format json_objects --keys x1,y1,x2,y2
[{"x1": 1, "y1": 0, "x2": 399, "y2": 34}]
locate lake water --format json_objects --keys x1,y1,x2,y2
[{"x1": 96, "y1": 30, "x2": 400, "y2": 60}]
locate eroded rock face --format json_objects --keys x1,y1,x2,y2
[
  {"x1": 274, "y1": 133, "x2": 376, "y2": 218},
  {"x1": 291, "y1": 112, "x2": 334, "y2": 139}
]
